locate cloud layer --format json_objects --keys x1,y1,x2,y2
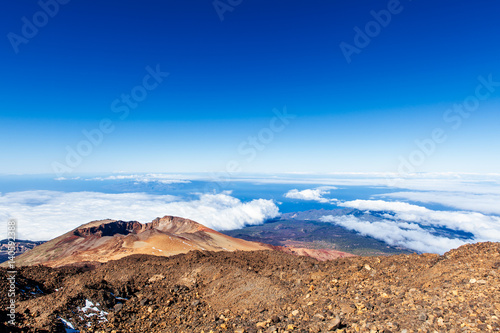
[
  {"x1": 319, "y1": 199, "x2": 500, "y2": 254},
  {"x1": 87, "y1": 174, "x2": 191, "y2": 184},
  {"x1": 284, "y1": 187, "x2": 336, "y2": 203},
  {"x1": 337, "y1": 199, "x2": 500, "y2": 241},
  {"x1": 204, "y1": 172, "x2": 500, "y2": 194},
  {"x1": 0, "y1": 191, "x2": 279, "y2": 241},
  {"x1": 319, "y1": 215, "x2": 467, "y2": 254},
  {"x1": 379, "y1": 191, "x2": 500, "y2": 215}
]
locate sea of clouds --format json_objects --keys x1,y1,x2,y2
[
  {"x1": 0, "y1": 190, "x2": 279, "y2": 241},
  {"x1": 284, "y1": 173, "x2": 500, "y2": 254},
  {"x1": 2, "y1": 172, "x2": 499, "y2": 254}
]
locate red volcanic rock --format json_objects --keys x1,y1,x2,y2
[
  {"x1": 73, "y1": 220, "x2": 142, "y2": 237},
  {"x1": 2, "y1": 242, "x2": 499, "y2": 332},
  {"x1": 7, "y1": 216, "x2": 355, "y2": 268},
  {"x1": 10, "y1": 216, "x2": 275, "y2": 268}
]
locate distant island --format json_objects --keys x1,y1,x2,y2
[{"x1": 0, "y1": 239, "x2": 45, "y2": 263}]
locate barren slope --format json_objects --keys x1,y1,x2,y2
[
  {"x1": 8, "y1": 216, "x2": 274, "y2": 268},
  {"x1": 6, "y1": 216, "x2": 354, "y2": 268},
  {"x1": 1, "y1": 242, "x2": 499, "y2": 332}
]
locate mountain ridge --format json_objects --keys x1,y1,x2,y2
[{"x1": 7, "y1": 216, "x2": 354, "y2": 268}]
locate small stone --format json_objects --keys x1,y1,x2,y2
[
  {"x1": 340, "y1": 303, "x2": 355, "y2": 314},
  {"x1": 469, "y1": 278, "x2": 477, "y2": 283},
  {"x1": 364, "y1": 264, "x2": 371, "y2": 271},
  {"x1": 291, "y1": 309, "x2": 299, "y2": 316},
  {"x1": 326, "y1": 316, "x2": 341, "y2": 331},
  {"x1": 113, "y1": 303, "x2": 123, "y2": 312},
  {"x1": 314, "y1": 313, "x2": 325, "y2": 321},
  {"x1": 418, "y1": 313, "x2": 427, "y2": 321},
  {"x1": 147, "y1": 274, "x2": 165, "y2": 283},
  {"x1": 256, "y1": 321, "x2": 268, "y2": 328},
  {"x1": 309, "y1": 322, "x2": 322, "y2": 332},
  {"x1": 267, "y1": 325, "x2": 277, "y2": 333},
  {"x1": 234, "y1": 329, "x2": 246, "y2": 333},
  {"x1": 147, "y1": 306, "x2": 153, "y2": 313},
  {"x1": 270, "y1": 315, "x2": 280, "y2": 323}
]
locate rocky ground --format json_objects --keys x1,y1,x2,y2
[{"x1": 1, "y1": 242, "x2": 500, "y2": 333}]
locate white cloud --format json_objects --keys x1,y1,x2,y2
[
  {"x1": 85, "y1": 173, "x2": 191, "y2": 184},
  {"x1": 55, "y1": 172, "x2": 500, "y2": 198},
  {"x1": 222, "y1": 173, "x2": 500, "y2": 196},
  {"x1": 284, "y1": 187, "x2": 337, "y2": 203},
  {"x1": 379, "y1": 191, "x2": 500, "y2": 215},
  {"x1": 339, "y1": 199, "x2": 425, "y2": 212},
  {"x1": 319, "y1": 215, "x2": 468, "y2": 254},
  {"x1": 0, "y1": 191, "x2": 279, "y2": 241},
  {"x1": 338, "y1": 199, "x2": 500, "y2": 239},
  {"x1": 329, "y1": 199, "x2": 500, "y2": 253}
]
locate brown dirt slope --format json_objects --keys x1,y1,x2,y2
[
  {"x1": 6, "y1": 216, "x2": 275, "y2": 268},
  {"x1": 1, "y1": 242, "x2": 499, "y2": 332},
  {"x1": 4, "y1": 216, "x2": 353, "y2": 268}
]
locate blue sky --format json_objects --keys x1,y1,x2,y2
[{"x1": 1, "y1": 0, "x2": 499, "y2": 175}]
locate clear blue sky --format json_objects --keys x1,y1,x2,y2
[{"x1": 1, "y1": 0, "x2": 499, "y2": 175}]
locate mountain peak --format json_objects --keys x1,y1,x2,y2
[
  {"x1": 72, "y1": 216, "x2": 206, "y2": 238},
  {"x1": 73, "y1": 219, "x2": 139, "y2": 237},
  {"x1": 11, "y1": 216, "x2": 273, "y2": 268},
  {"x1": 151, "y1": 215, "x2": 212, "y2": 234},
  {"x1": 8, "y1": 215, "x2": 355, "y2": 268}
]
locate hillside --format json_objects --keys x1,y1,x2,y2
[
  {"x1": 1, "y1": 242, "x2": 499, "y2": 332},
  {"x1": 5, "y1": 216, "x2": 353, "y2": 268},
  {"x1": 7, "y1": 216, "x2": 273, "y2": 268},
  {"x1": 222, "y1": 217, "x2": 413, "y2": 256}
]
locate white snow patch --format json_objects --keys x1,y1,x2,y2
[
  {"x1": 59, "y1": 317, "x2": 79, "y2": 332},
  {"x1": 77, "y1": 299, "x2": 108, "y2": 323}
]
